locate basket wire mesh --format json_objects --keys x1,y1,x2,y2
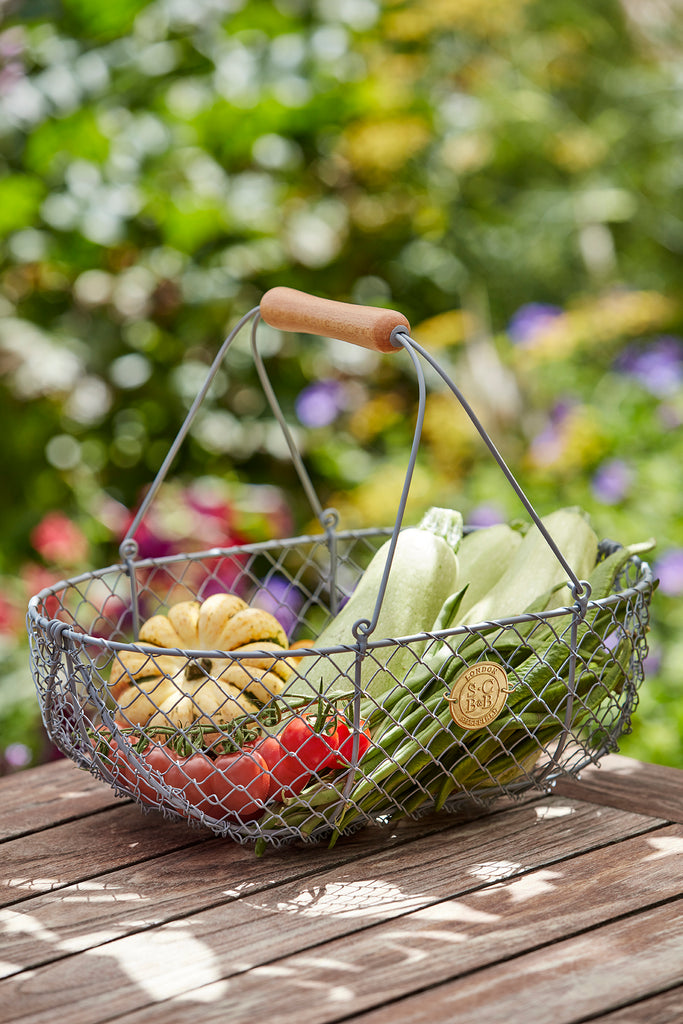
[{"x1": 27, "y1": 296, "x2": 656, "y2": 848}]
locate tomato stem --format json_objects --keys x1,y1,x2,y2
[
  {"x1": 312, "y1": 680, "x2": 337, "y2": 736},
  {"x1": 91, "y1": 704, "x2": 282, "y2": 759}
]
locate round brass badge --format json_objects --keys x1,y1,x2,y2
[{"x1": 445, "y1": 661, "x2": 513, "y2": 730}]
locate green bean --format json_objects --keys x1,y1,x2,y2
[
  {"x1": 369, "y1": 703, "x2": 446, "y2": 757},
  {"x1": 367, "y1": 690, "x2": 427, "y2": 743}
]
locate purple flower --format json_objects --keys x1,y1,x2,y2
[
  {"x1": 526, "y1": 399, "x2": 581, "y2": 467},
  {"x1": 252, "y1": 575, "x2": 303, "y2": 638},
  {"x1": 507, "y1": 303, "x2": 562, "y2": 346},
  {"x1": 0, "y1": 28, "x2": 25, "y2": 96},
  {"x1": 467, "y1": 504, "x2": 505, "y2": 527},
  {"x1": 0, "y1": 28, "x2": 25, "y2": 59},
  {"x1": 125, "y1": 522, "x2": 175, "y2": 560},
  {"x1": 654, "y1": 549, "x2": 683, "y2": 596},
  {"x1": 658, "y1": 402, "x2": 683, "y2": 430},
  {"x1": 615, "y1": 336, "x2": 683, "y2": 397},
  {"x1": 591, "y1": 459, "x2": 633, "y2": 505},
  {"x1": 295, "y1": 380, "x2": 346, "y2": 428},
  {"x1": 643, "y1": 647, "x2": 662, "y2": 676}
]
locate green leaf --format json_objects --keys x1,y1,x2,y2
[
  {"x1": 60, "y1": 0, "x2": 150, "y2": 40},
  {"x1": 151, "y1": 197, "x2": 229, "y2": 253},
  {"x1": 0, "y1": 175, "x2": 45, "y2": 236},
  {"x1": 24, "y1": 109, "x2": 109, "y2": 178}
]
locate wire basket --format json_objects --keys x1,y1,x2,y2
[{"x1": 28, "y1": 288, "x2": 656, "y2": 848}]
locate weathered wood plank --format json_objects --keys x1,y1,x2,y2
[
  {"x1": 0, "y1": 800, "x2": 499, "y2": 973},
  {"x1": 0, "y1": 760, "x2": 534, "y2": 915},
  {"x1": 0, "y1": 803, "x2": 208, "y2": 909},
  {"x1": 0, "y1": 796, "x2": 653, "y2": 979},
  {"x1": 2, "y1": 811, "x2": 675, "y2": 1024},
  {"x1": 349, "y1": 900, "x2": 683, "y2": 1024},
  {"x1": 0, "y1": 781, "x2": 506, "y2": 914},
  {"x1": 1, "y1": 751, "x2": 550, "y2": 919},
  {"x1": 590, "y1": 985, "x2": 683, "y2": 1023},
  {"x1": 0, "y1": 761, "x2": 124, "y2": 841},
  {"x1": 555, "y1": 754, "x2": 683, "y2": 823}
]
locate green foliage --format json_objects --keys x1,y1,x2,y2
[
  {"x1": 23, "y1": 109, "x2": 110, "y2": 177},
  {"x1": 0, "y1": 0, "x2": 682, "y2": 774},
  {"x1": 0, "y1": 174, "x2": 45, "y2": 233},
  {"x1": 60, "y1": 0, "x2": 150, "y2": 41}
]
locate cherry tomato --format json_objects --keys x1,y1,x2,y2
[
  {"x1": 252, "y1": 735, "x2": 311, "y2": 801},
  {"x1": 90, "y1": 727, "x2": 270, "y2": 822},
  {"x1": 333, "y1": 720, "x2": 372, "y2": 768},
  {"x1": 90, "y1": 726, "x2": 179, "y2": 808},
  {"x1": 280, "y1": 713, "x2": 340, "y2": 773},
  {"x1": 211, "y1": 750, "x2": 270, "y2": 821},
  {"x1": 116, "y1": 737, "x2": 180, "y2": 807},
  {"x1": 159, "y1": 749, "x2": 269, "y2": 822},
  {"x1": 163, "y1": 752, "x2": 216, "y2": 816}
]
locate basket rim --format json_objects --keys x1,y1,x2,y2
[{"x1": 27, "y1": 551, "x2": 655, "y2": 658}]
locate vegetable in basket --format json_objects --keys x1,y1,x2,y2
[
  {"x1": 108, "y1": 592, "x2": 298, "y2": 729},
  {"x1": 256, "y1": 525, "x2": 655, "y2": 847},
  {"x1": 98, "y1": 503, "x2": 653, "y2": 845},
  {"x1": 286, "y1": 506, "x2": 463, "y2": 701},
  {"x1": 452, "y1": 507, "x2": 599, "y2": 627},
  {"x1": 246, "y1": 710, "x2": 372, "y2": 801},
  {"x1": 93, "y1": 725, "x2": 271, "y2": 821},
  {"x1": 92, "y1": 697, "x2": 372, "y2": 820},
  {"x1": 449, "y1": 521, "x2": 525, "y2": 624}
]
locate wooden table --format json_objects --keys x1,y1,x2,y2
[{"x1": 1, "y1": 754, "x2": 682, "y2": 1024}]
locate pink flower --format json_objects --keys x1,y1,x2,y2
[
  {"x1": 21, "y1": 564, "x2": 63, "y2": 618},
  {"x1": 4, "y1": 743, "x2": 31, "y2": 769},
  {"x1": 31, "y1": 512, "x2": 89, "y2": 567},
  {"x1": 0, "y1": 594, "x2": 21, "y2": 636}
]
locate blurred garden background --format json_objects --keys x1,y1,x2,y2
[{"x1": 1, "y1": 0, "x2": 682, "y2": 773}]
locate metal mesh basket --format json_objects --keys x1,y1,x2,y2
[{"x1": 27, "y1": 289, "x2": 656, "y2": 848}]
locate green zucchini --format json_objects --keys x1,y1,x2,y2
[
  {"x1": 287, "y1": 507, "x2": 462, "y2": 700},
  {"x1": 455, "y1": 506, "x2": 599, "y2": 626},
  {"x1": 450, "y1": 522, "x2": 524, "y2": 624}
]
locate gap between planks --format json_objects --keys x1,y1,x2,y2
[
  {"x1": 574, "y1": 983, "x2": 683, "y2": 1024},
  {"x1": 89, "y1": 868, "x2": 683, "y2": 1024},
  {"x1": 0, "y1": 756, "x2": 536, "y2": 912},
  {"x1": 0, "y1": 759, "x2": 129, "y2": 842},
  {"x1": 340, "y1": 898, "x2": 683, "y2": 1024},
  {"x1": 554, "y1": 753, "x2": 683, "y2": 824}
]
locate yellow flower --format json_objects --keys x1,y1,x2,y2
[
  {"x1": 413, "y1": 309, "x2": 477, "y2": 350},
  {"x1": 549, "y1": 127, "x2": 609, "y2": 173},
  {"x1": 325, "y1": 462, "x2": 436, "y2": 531},
  {"x1": 363, "y1": 54, "x2": 425, "y2": 112},
  {"x1": 422, "y1": 392, "x2": 478, "y2": 478},
  {"x1": 348, "y1": 394, "x2": 405, "y2": 444},
  {"x1": 515, "y1": 290, "x2": 678, "y2": 363},
  {"x1": 440, "y1": 133, "x2": 493, "y2": 174},
  {"x1": 524, "y1": 406, "x2": 607, "y2": 475},
  {"x1": 342, "y1": 116, "x2": 431, "y2": 181},
  {"x1": 384, "y1": 0, "x2": 531, "y2": 40},
  {"x1": 349, "y1": 193, "x2": 417, "y2": 232}
]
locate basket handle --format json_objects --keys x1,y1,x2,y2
[{"x1": 260, "y1": 286, "x2": 410, "y2": 353}]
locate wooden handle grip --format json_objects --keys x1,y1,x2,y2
[{"x1": 259, "y1": 287, "x2": 410, "y2": 353}]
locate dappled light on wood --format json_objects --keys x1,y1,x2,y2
[
  {"x1": 2, "y1": 754, "x2": 683, "y2": 1021},
  {"x1": 272, "y1": 879, "x2": 428, "y2": 920}
]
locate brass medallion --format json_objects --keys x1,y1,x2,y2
[{"x1": 445, "y1": 661, "x2": 513, "y2": 730}]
